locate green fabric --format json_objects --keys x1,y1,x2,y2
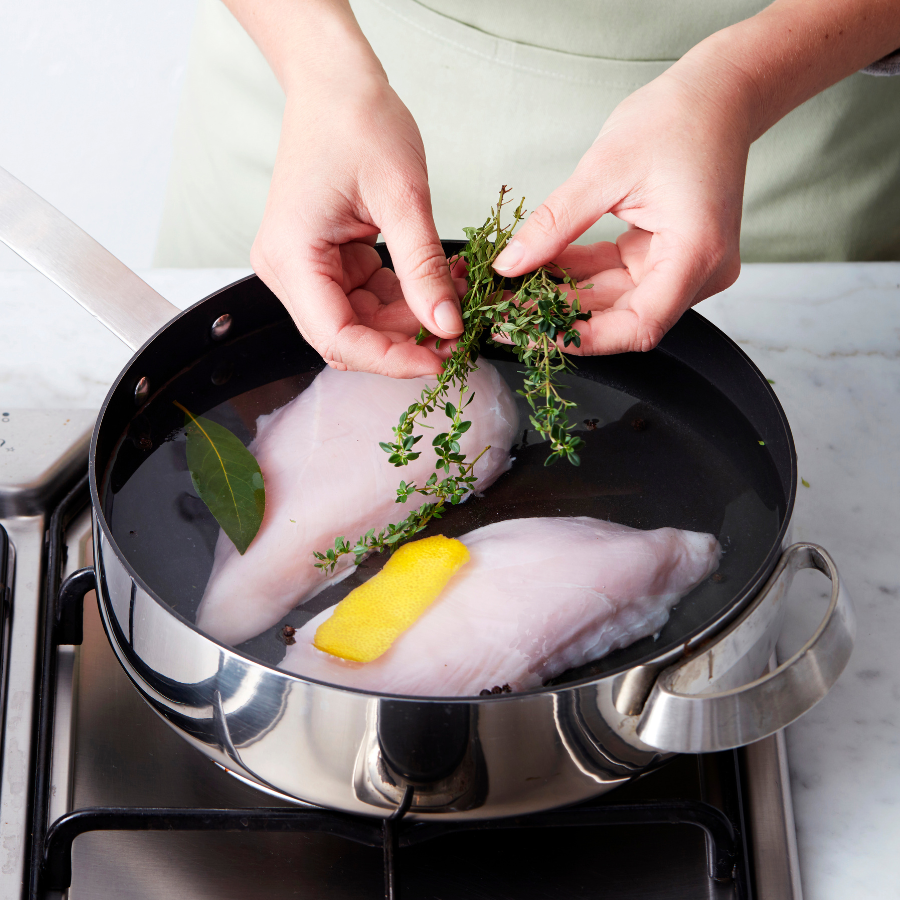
[
  {"x1": 744, "y1": 75, "x2": 900, "y2": 261},
  {"x1": 154, "y1": 0, "x2": 900, "y2": 268},
  {"x1": 154, "y1": 0, "x2": 284, "y2": 269},
  {"x1": 414, "y1": 0, "x2": 768, "y2": 60}
]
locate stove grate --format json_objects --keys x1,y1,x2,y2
[{"x1": 39, "y1": 795, "x2": 740, "y2": 898}]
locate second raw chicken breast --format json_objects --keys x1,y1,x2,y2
[
  {"x1": 196, "y1": 363, "x2": 519, "y2": 645},
  {"x1": 280, "y1": 516, "x2": 721, "y2": 696}
]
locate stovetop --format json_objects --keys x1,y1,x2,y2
[{"x1": 0, "y1": 410, "x2": 803, "y2": 899}]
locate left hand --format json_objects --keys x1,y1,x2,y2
[
  {"x1": 339, "y1": 239, "x2": 467, "y2": 355},
  {"x1": 492, "y1": 57, "x2": 753, "y2": 354}
]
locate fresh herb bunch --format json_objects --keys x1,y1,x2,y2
[{"x1": 314, "y1": 186, "x2": 592, "y2": 573}]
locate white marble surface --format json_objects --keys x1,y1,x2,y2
[
  {"x1": 0, "y1": 268, "x2": 252, "y2": 408},
  {"x1": 703, "y1": 264, "x2": 900, "y2": 900},
  {"x1": 2, "y1": 262, "x2": 900, "y2": 897}
]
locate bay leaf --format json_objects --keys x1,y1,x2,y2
[{"x1": 175, "y1": 401, "x2": 265, "y2": 555}]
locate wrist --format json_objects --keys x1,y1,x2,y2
[
  {"x1": 279, "y1": 10, "x2": 386, "y2": 95},
  {"x1": 674, "y1": 0, "x2": 900, "y2": 143},
  {"x1": 667, "y1": 25, "x2": 769, "y2": 145},
  {"x1": 224, "y1": 0, "x2": 385, "y2": 94}
]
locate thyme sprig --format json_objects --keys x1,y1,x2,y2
[{"x1": 313, "y1": 186, "x2": 592, "y2": 573}]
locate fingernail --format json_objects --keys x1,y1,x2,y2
[
  {"x1": 433, "y1": 300, "x2": 462, "y2": 335},
  {"x1": 493, "y1": 238, "x2": 524, "y2": 272}
]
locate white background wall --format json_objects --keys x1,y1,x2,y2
[{"x1": 0, "y1": 0, "x2": 198, "y2": 271}]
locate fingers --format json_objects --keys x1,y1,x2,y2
[
  {"x1": 348, "y1": 271, "x2": 420, "y2": 334},
  {"x1": 559, "y1": 228, "x2": 646, "y2": 312},
  {"x1": 567, "y1": 237, "x2": 710, "y2": 356},
  {"x1": 488, "y1": 214, "x2": 736, "y2": 359},
  {"x1": 327, "y1": 320, "x2": 446, "y2": 377},
  {"x1": 552, "y1": 241, "x2": 624, "y2": 281},
  {"x1": 567, "y1": 267, "x2": 636, "y2": 312},
  {"x1": 615, "y1": 228, "x2": 653, "y2": 282},
  {"x1": 379, "y1": 195, "x2": 463, "y2": 340},
  {"x1": 339, "y1": 241, "x2": 383, "y2": 294},
  {"x1": 357, "y1": 265, "x2": 406, "y2": 305},
  {"x1": 254, "y1": 239, "x2": 444, "y2": 378},
  {"x1": 318, "y1": 279, "x2": 446, "y2": 377},
  {"x1": 493, "y1": 169, "x2": 611, "y2": 276},
  {"x1": 259, "y1": 222, "x2": 460, "y2": 377},
  {"x1": 342, "y1": 242, "x2": 470, "y2": 338},
  {"x1": 501, "y1": 226, "x2": 732, "y2": 357},
  {"x1": 488, "y1": 259, "x2": 688, "y2": 358}
]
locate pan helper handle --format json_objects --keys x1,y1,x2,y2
[
  {"x1": 0, "y1": 166, "x2": 179, "y2": 350},
  {"x1": 636, "y1": 543, "x2": 855, "y2": 753}
]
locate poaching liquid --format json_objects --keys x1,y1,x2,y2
[{"x1": 103, "y1": 341, "x2": 784, "y2": 685}]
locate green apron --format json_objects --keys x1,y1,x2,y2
[{"x1": 154, "y1": 0, "x2": 900, "y2": 267}]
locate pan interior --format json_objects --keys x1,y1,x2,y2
[{"x1": 100, "y1": 307, "x2": 786, "y2": 690}]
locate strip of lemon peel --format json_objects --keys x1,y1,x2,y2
[{"x1": 313, "y1": 536, "x2": 470, "y2": 662}]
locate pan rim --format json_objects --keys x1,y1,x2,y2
[{"x1": 89, "y1": 271, "x2": 797, "y2": 704}]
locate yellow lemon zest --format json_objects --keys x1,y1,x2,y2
[{"x1": 314, "y1": 535, "x2": 470, "y2": 662}]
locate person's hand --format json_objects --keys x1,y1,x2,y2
[
  {"x1": 337, "y1": 238, "x2": 467, "y2": 346},
  {"x1": 492, "y1": 57, "x2": 753, "y2": 355},
  {"x1": 251, "y1": 70, "x2": 462, "y2": 377}
]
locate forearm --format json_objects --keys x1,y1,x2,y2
[
  {"x1": 221, "y1": 0, "x2": 385, "y2": 92},
  {"x1": 671, "y1": 0, "x2": 900, "y2": 142}
]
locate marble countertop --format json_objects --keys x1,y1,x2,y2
[{"x1": 2, "y1": 263, "x2": 899, "y2": 898}]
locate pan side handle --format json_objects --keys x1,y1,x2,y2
[
  {"x1": 0, "y1": 166, "x2": 179, "y2": 351},
  {"x1": 636, "y1": 543, "x2": 855, "y2": 753}
]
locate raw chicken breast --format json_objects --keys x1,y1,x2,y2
[
  {"x1": 279, "y1": 517, "x2": 720, "y2": 696},
  {"x1": 196, "y1": 363, "x2": 518, "y2": 645}
]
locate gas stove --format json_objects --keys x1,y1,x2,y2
[{"x1": 0, "y1": 409, "x2": 802, "y2": 899}]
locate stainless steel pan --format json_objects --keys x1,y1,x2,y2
[{"x1": 0, "y1": 166, "x2": 855, "y2": 820}]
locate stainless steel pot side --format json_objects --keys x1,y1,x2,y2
[{"x1": 0, "y1": 166, "x2": 856, "y2": 820}]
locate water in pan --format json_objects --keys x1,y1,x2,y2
[{"x1": 103, "y1": 340, "x2": 784, "y2": 686}]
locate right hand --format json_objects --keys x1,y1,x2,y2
[
  {"x1": 251, "y1": 70, "x2": 462, "y2": 378},
  {"x1": 491, "y1": 61, "x2": 749, "y2": 357}
]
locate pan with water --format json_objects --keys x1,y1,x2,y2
[
  {"x1": 8, "y1": 174, "x2": 840, "y2": 815},
  {"x1": 101, "y1": 317, "x2": 786, "y2": 688}
]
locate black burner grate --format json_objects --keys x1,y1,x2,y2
[{"x1": 39, "y1": 794, "x2": 743, "y2": 898}]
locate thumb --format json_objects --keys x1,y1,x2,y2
[
  {"x1": 379, "y1": 199, "x2": 463, "y2": 340},
  {"x1": 493, "y1": 172, "x2": 609, "y2": 276}
]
